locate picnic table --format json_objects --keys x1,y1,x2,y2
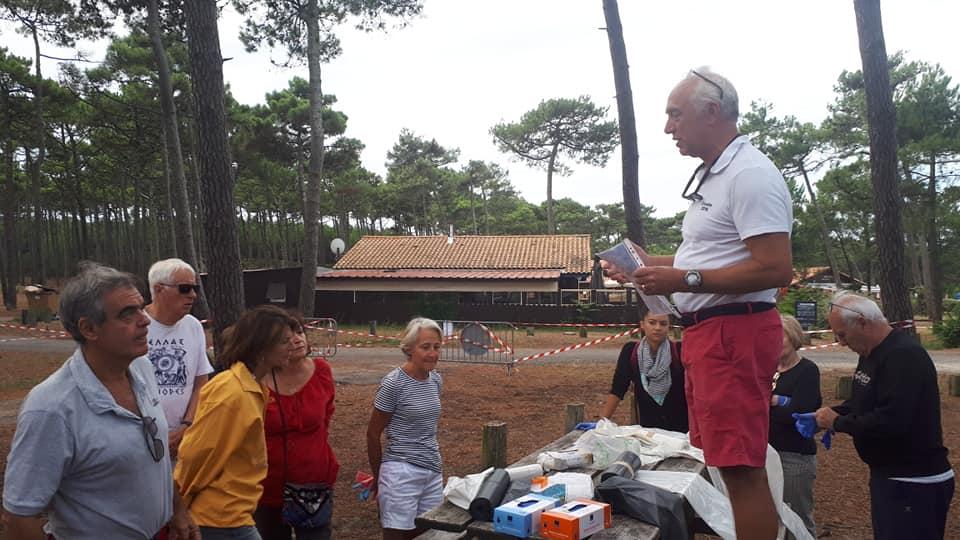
[{"x1": 415, "y1": 429, "x2": 711, "y2": 540}]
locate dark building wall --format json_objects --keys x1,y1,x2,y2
[{"x1": 314, "y1": 290, "x2": 642, "y2": 325}]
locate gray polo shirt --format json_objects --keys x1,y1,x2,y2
[{"x1": 2, "y1": 348, "x2": 174, "y2": 539}]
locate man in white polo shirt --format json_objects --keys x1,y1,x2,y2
[{"x1": 604, "y1": 68, "x2": 793, "y2": 540}]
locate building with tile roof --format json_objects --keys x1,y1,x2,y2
[{"x1": 313, "y1": 234, "x2": 606, "y2": 323}]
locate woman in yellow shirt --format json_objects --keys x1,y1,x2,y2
[{"x1": 175, "y1": 305, "x2": 297, "y2": 540}]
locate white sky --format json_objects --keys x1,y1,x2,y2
[{"x1": 2, "y1": 0, "x2": 959, "y2": 218}]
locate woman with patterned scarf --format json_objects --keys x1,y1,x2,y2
[{"x1": 601, "y1": 310, "x2": 688, "y2": 432}]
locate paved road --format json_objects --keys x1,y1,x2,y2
[{"x1": 3, "y1": 335, "x2": 959, "y2": 380}]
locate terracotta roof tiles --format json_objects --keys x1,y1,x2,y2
[{"x1": 333, "y1": 235, "x2": 592, "y2": 274}]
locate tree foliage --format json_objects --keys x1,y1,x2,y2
[{"x1": 491, "y1": 96, "x2": 619, "y2": 234}]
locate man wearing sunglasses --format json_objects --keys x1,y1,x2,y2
[
  {"x1": 145, "y1": 258, "x2": 213, "y2": 460},
  {"x1": 603, "y1": 68, "x2": 793, "y2": 540},
  {"x1": 2, "y1": 263, "x2": 198, "y2": 539},
  {"x1": 812, "y1": 292, "x2": 953, "y2": 540}
]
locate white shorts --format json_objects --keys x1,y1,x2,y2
[{"x1": 378, "y1": 460, "x2": 443, "y2": 530}]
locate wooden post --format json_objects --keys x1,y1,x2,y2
[
  {"x1": 629, "y1": 394, "x2": 639, "y2": 425},
  {"x1": 564, "y1": 403, "x2": 585, "y2": 433},
  {"x1": 836, "y1": 375, "x2": 854, "y2": 400},
  {"x1": 481, "y1": 421, "x2": 507, "y2": 469},
  {"x1": 949, "y1": 375, "x2": 960, "y2": 397}
]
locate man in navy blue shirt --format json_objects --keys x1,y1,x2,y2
[{"x1": 815, "y1": 291, "x2": 953, "y2": 540}]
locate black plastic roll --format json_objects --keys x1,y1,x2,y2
[
  {"x1": 468, "y1": 468, "x2": 511, "y2": 521},
  {"x1": 599, "y1": 450, "x2": 643, "y2": 482}
]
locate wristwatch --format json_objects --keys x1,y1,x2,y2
[{"x1": 683, "y1": 270, "x2": 703, "y2": 290}]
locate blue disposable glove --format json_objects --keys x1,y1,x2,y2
[
  {"x1": 792, "y1": 412, "x2": 818, "y2": 439},
  {"x1": 574, "y1": 422, "x2": 597, "y2": 431},
  {"x1": 821, "y1": 430, "x2": 834, "y2": 450}
]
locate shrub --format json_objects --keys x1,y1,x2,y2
[{"x1": 932, "y1": 299, "x2": 960, "y2": 348}]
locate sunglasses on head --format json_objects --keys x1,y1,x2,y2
[
  {"x1": 161, "y1": 283, "x2": 200, "y2": 295},
  {"x1": 829, "y1": 302, "x2": 865, "y2": 318},
  {"x1": 691, "y1": 69, "x2": 724, "y2": 101}
]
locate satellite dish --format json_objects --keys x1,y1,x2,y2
[{"x1": 330, "y1": 238, "x2": 345, "y2": 258}]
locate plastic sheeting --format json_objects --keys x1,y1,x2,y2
[
  {"x1": 573, "y1": 419, "x2": 704, "y2": 469},
  {"x1": 443, "y1": 467, "x2": 493, "y2": 510},
  {"x1": 632, "y1": 446, "x2": 814, "y2": 540},
  {"x1": 596, "y1": 475, "x2": 689, "y2": 540}
]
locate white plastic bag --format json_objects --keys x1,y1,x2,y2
[
  {"x1": 442, "y1": 467, "x2": 493, "y2": 510},
  {"x1": 546, "y1": 472, "x2": 595, "y2": 500},
  {"x1": 574, "y1": 419, "x2": 703, "y2": 469},
  {"x1": 537, "y1": 450, "x2": 593, "y2": 471}
]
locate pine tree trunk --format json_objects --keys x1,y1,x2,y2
[
  {"x1": 546, "y1": 146, "x2": 557, "y2": 234},
  {"x1": 2, "y1": 88, "x2": 18, "y2": 308},
  {"x1": 146, "y1": 0, "x2": 209, "y2": 319},
  {"x1": 853, "y1": 0, "x2": 914, "y2": 326},
  {"x1": 925, "y1": 154, "x2": 942, "y2": 321},
  {"x1": 602, "y1": 0, "x2": 645, "y2": 248},
  {"x1": 183, "y1": 0, "x2": 245, "y2": 350},
  {"x1": 298, "y1": 0, "x2": 327, "y2": 317},
  {"x1": 30, "y1": 27, "x2": 45, "y2": 283}
]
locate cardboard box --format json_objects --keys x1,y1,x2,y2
[
  {"x1": 493, "y1": 493, "x2": 557, "y2": 538},
  {"x1": 540, "y1": 498, "x2": 611, "y2": 540}
]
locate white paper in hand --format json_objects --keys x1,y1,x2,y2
[{"x1": 597, "y1": 240, "x2": 681, "y2": 317}]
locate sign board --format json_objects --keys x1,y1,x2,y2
[{"x1": 795, "y1": 301, "x2": 818, "y2": 330}]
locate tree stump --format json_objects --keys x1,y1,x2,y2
[
  {"x1": 481, "y1": 421, "x2": 507, "y2": 469},
  {"x1": 564, "y1": 403, "x2": 585, "y2": 433},
  {"x1": 836, "y1": 375, "x2": 854, "y2": 400}
]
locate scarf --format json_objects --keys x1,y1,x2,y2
[{"x1": 636, "y1": 337, "x2": 672, "y2": 405}]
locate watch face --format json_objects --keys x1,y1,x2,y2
[{"x1": 685, "y1": 271, "x2": 701, "y2": 287}]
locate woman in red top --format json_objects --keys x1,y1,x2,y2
[{"x1": 255, "y1": 315, "x2": 339, "y2": 540}]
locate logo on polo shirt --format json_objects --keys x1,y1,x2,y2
[{"x1": 854, "y1": 370, "x2": 871, "y2": 386}]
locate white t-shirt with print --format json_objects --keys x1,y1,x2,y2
[
  {"x1": 673, "y1": 135, "x2": 793, "y2": 313},
  {"x1": 146, "y1": 313, "x2": 214, "y2": 429}
]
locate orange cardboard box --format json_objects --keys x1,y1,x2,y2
[{"x1": 540, "y1": 498, "x2": 611, "y2": 540}]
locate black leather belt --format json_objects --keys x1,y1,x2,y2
[{"x1": 679, "y1": 302, "x2": 776, "y2": 328}]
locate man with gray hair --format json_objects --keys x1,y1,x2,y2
[
  {"x1": 603, "y1": 67, "x2": 793, "y2": 540},
  {"x1": 145, "y1": 258, "x2": 213, "y2": 459},
  {"x1": 2, "y1": 262, "x2": 199, "y2": 539},
  {"x1": 814, "y1": 291, "x2": 953, "y2": 540}
]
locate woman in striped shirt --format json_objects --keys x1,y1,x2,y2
[{"x1": 366, "y1": 317, "x2": 444, "y2": 540}]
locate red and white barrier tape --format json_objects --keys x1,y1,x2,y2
[
  {"x1": 0, "y1": 322, "x2": 70, "y2": 337},
  {"x1": 517, "y1": 322, "x2": 640, "y2": 328},
  {"x1": 798, "y1": 342, "x2": 843, "y2": 352},
  {"x1": 513, "y1": 328, "x2": 635, "y2": 364}
]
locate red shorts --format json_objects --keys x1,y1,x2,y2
[{"x1": 681, "y1": 308, "x2": 781, "y2": 467}]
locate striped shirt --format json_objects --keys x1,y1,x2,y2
[{"x1": 374, "y1": 367, "x2": 442, "y2": 473}]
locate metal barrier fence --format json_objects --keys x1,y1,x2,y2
[
  {"x1": 440, "y1": 320, "x2": 516, "y2": 371},
  {"x1": 305, "y1": 318, "x2": 338, "y2": 358}
]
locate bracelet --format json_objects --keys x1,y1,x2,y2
[
  {"x1": 776, "y1": 396, "x2": 791, "y2": 407},
  {"x1": 180, "y1": 420, "x2": 193, "y2": 427}
]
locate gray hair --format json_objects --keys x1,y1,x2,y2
[
  {"x1": 60, "y1": 262, "x2": 142, "y2": 343},
  {"x1": 400, "y1": 317, "x2": 443, "y2": 356},
  {"x1": 830, "y1": 291, "x2": 887, "y2": 327},
  {"x1": 685, "y1": 66, "x2": 739, "y2": 121},
  {"x1": 148, "y1": 258, "x2": 196, "y2": 291}
]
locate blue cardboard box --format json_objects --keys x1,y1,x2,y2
[{"x1": 494, "y1": 493, "x2": 558, "y2": 538}]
